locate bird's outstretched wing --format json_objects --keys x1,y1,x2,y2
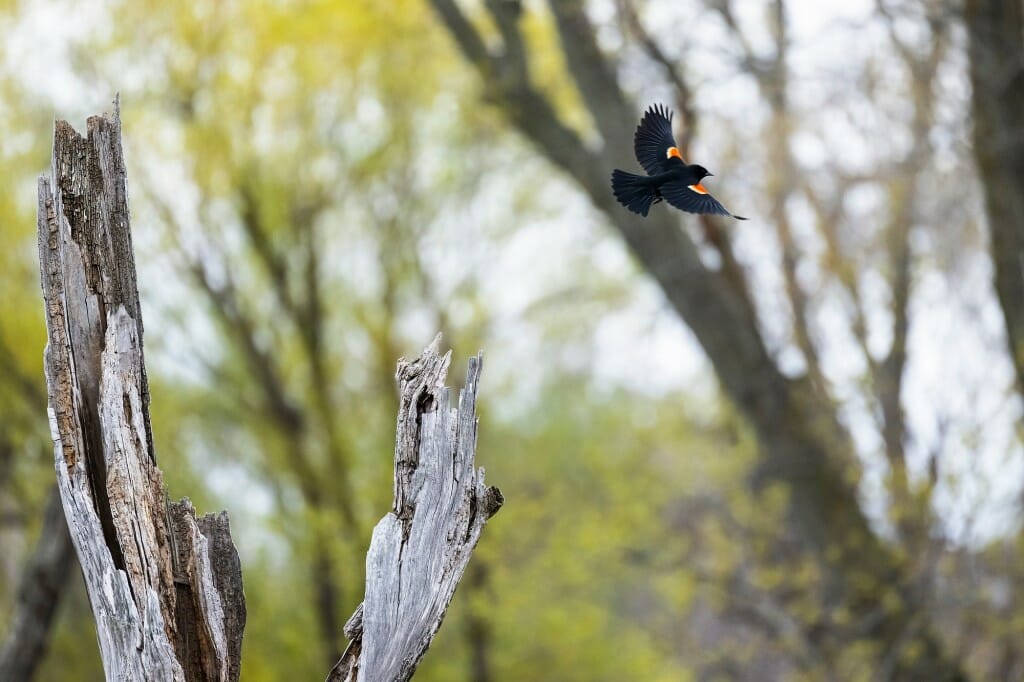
[
  {"x1": 634, "y1": 104, "x2": 681, "y2": 175},
  {"x1": 661, "y1": 180, "x2": 748, "y2": 220}
]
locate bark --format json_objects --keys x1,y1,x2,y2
[
  {"x1": 0, "y1": 486, "x2": 76, "y2": 681},
  {"x1": 965, "y1": 0, "x2": 1024, "y2": 396},
  {"x1": 429, "y1": 2, "x2": 966, "y2": 677},
  {"x1": 327, "y1": 336, "x2": 503, "y2": 682},
  {"x1": 36, "y1": 101, "x2": 245, "y2": 681}
]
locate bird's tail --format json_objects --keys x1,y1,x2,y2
[{"x1": 611, "y1": 169, "x2": 657, "y2": 217}]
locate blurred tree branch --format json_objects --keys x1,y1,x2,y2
[
  {"x1": 147, "y1": 185, "x2": 351, "y2": 665},
  {"x1": 614, "y1": 0, "x2": 696, "y2": 158},
  {"x1": 735, "y1": 0, "x2": 829, "y2": 394},
  {"x1": 874, "y1": 0, "x2": 948, "y2": 544}
]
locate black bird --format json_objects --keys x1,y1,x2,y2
[{"x1": 611, "y1": 104, "x2": 747, "y2": 220}]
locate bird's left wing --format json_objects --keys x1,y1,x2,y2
[
  {"x1": 634, "y1": 104, "x2": 682, "y2": 175},
  {"x1": 661, "y1": 180, "x2": 748, "y2": 220}
]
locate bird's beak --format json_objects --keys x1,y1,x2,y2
[{"x1": 707, "y1": 172, "x2": 715, "y2": 177}]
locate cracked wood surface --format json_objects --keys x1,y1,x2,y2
[
  {"x1": 37, "y1": 101, "x2": 245, "y2": 681},
  {"x1": 328, "y1": 336, "x2": 502, "y2": 682}
]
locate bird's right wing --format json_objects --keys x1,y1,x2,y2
[
  {"x1": 634, "y1": 104, "x2": 681, "y2": 175},
  {"x1": 661, "y1": 180, "x2": 747, "y2": 220}
]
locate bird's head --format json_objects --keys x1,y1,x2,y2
[{"x1": 689, "y1": 164, "x2": 714, "y2": 179}]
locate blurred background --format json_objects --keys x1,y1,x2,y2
[{"x1": 1, "y1": 0, "x2": 1022, "y2": 680}]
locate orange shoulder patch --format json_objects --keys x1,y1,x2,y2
[{"x1": 688, "y1": 183, "x2": 708, "y2": 194}]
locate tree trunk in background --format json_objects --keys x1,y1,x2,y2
[
  {"x1": 966, "y1": 0, "x2": 1024, "y2": 396},
  {"x1": 36, "y1": 102, "x2": 245, "y2": 681},
  {"x1": 328, "y1": 338, "x2": 502, "y2": 682},
  {"x1": 430, "y1": 1, "x2": 966, "y2": 677},
  {"x1": 0, "y1": 486, "x2": 76, "y2": 681},
  {"x1": 464, "y1": 562, "x2": 493, "y2": 682}
]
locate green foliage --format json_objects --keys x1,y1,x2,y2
[{"x1": 414, "y1": 382, "x2": 733, "y2": 681}]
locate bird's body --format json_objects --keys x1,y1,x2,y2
[
  {"x1": 611, "y1": 104, "x2": 747, "y2": 220},
  {"x1": 611, "y1": 166, "x2": 711, "y2": 215}
]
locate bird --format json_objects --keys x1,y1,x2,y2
[{"x1": 611, "y1": 104, "x2": 747, "y2": 220}]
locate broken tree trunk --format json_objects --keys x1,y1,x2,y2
[
  {"x1": 36, "y1": 101, "x2": 245, "y2": 681},
  {"x1": 328, "y1": 336, "x2": 503, "y2": 682}
]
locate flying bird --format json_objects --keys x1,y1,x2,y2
[{"x1": 611, "y1": 104, "x2": 747, "y2": 220}]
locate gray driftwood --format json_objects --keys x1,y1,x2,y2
[
  {"x1": 36, "y1": 101, "x2": 245, "y2": 681},
  {"x1": 328, "y1": 337, "x2": 503, "y2": 682}
]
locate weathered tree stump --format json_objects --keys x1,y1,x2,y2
[
  {"x1": 328, "y1": 337, "x2": 503, "y2": 682},
  {"x1": 37, "y1": 101, "x2": 245, "y2": 681}
]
